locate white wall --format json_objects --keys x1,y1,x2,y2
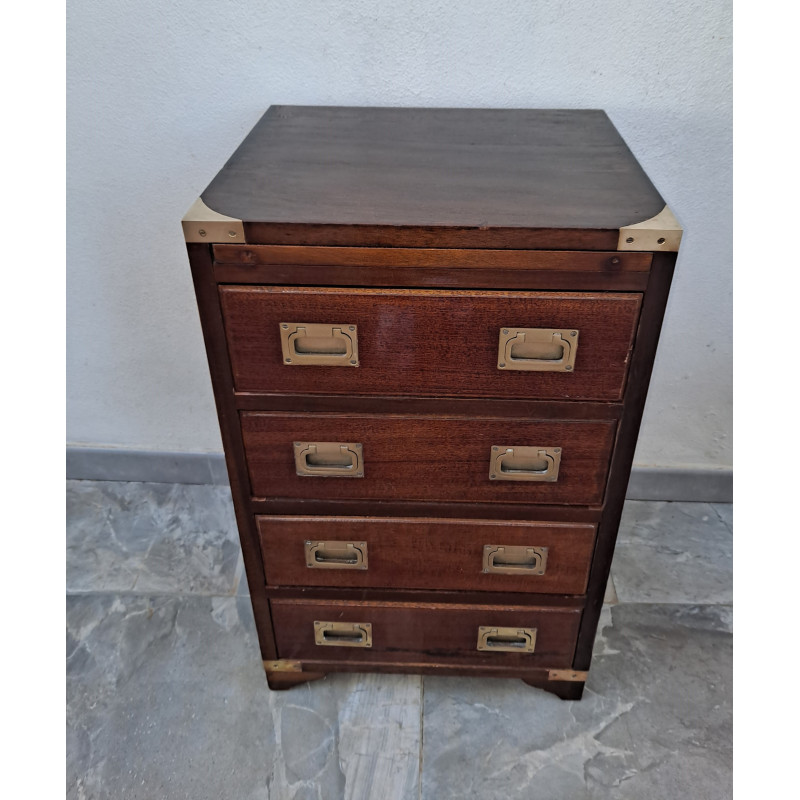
[{"x1": 67, "y1": 0, "x2": 732, "y2": 470}]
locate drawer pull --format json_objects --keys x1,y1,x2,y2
[
  {"x1": 280, "y1": 322, "x2": 359, "y2": 366},
  {"x1": 305, "y1": 540, "x2": 368, "y2": 570},
  {"x1": 314, "y1": 621, "x2": 373, "y2": 648},
  {"x1": 294, "y1": 442, "x2": 364, "y2": 477},
  {"x1": 477, "y1": 626, "x2": 537, "y2": 653},
  {"x1": 483, "y1": 545, "x2": 548, "y2": 575},
  {"x1": 489, "y1": 446, "x2": 561, "y2": 482},
  {"x1": 497, "y1": 328, "x2": 578, "y2": 372}
]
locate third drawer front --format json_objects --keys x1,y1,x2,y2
[
  {"x1": 241, "y1": 412, "x2": 616, "y2": 505},
  {"x1": 258, "y1": 516, "x2": 597, "y2": 594}
]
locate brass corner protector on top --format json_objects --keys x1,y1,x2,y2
[
  {"x1": 617, "y1": 205, "x2": 682, "y2": 252},
  {"x1": 182, "y1": 196, "x2": 246, "y2": 243}
]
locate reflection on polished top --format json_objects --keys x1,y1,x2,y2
[{"x1": 199, "y1": 106, "x2": 666, "y2": 231}]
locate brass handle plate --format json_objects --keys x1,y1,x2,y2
[
  {"x1": 477, "y1": 626, "x2": 537, "y2": 653},
  {"x1": 483, "y1": 545, "x2": 548, "y2": 575},
  {"x1": 489, "y1": 446, "x2": 561, "y2": 482},
  {"x1": 294, "y1": 442, "x2": 364, "y2": 477},
  {"x1": 314, "y1": 621, "x2": 373, "y2": 648},
  {"x1": 280, "y1": 322, "x2": 359, "y2": 366},
  {"x1": 304, "y1": 540, "x2": 368, "y2": 570},
  {"x1": 497, "y1": 328, "x2": 578, "y2": 372}
]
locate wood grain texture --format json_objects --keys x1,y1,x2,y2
[
  {"x1": 257, "y1": 515, "x2": 596, "y2": 594},
  {"x1": 213, "y1": 262, "x2": 650, "y2": 291},
  {"x1": 212, "y1": 245, "x2": 652, "y2": 271},
  {"x1": 241, "y1": 412, "x2": 617, "y2": 505},
  {"x1": 200, "y1": 107, "x2": 664, "y2": 249},
  {"x1": 188, "y1": 105, "x2": 678, "y2": 696},
  {"x1": 271, "y1": 598, "x2": 581, "y2": 667},
  {"x1": 220, "y1": 287, "x2": 642, "y2": 401},
  {"x1": 241, "y1": 224, "x2": 625, "y2": 251}
]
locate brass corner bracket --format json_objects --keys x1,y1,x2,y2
[
  {"x1": 182, "y1": 197, "x2": 246, "y2": 244},
  {"x1": 618, "y1": 205, "x2": 682, "y2": 252},
  {"x1": 263, "y1": 659, "x2": 303, "y2": 673},
  {"x1": 548, "y1": 669, "x2": 588, "y2": 682}
]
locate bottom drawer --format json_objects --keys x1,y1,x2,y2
[{"x1": 271, "y1": 599, "x2": 581, "y2": 668}]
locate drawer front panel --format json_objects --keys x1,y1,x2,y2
[
  {"x1": 242, "y1": 413, "x2": 616, "y2": 505},
  {"x1": 220, "y1": 287, "x2": 641, "y2": 401},
  {"x1": 271, "y1": 599, "x2": 581, "y2": 667},
  {"x1": 258, "y1": 516, "x2": 597, "y2": 594}
]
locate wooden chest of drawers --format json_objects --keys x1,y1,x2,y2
[{"x1": 183, "y1": 106, "x2": 680, "y2": 699}]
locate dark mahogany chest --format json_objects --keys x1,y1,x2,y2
[{"x1": 183, "y1": 106, "x2": 680, "y2": 699}]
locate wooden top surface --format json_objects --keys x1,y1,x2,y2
[{"x1": 200, "y1": 106, "x2": 665, "y2": 241}]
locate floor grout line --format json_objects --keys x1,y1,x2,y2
[
  {"x1": 418, "y1": 675, "x2": 425, "y2": 800},
  {"x1": 66, "y1": 588, "x2": 248, "y2": 599},
  {"x1": 710, "y1": 503, "x2": 734, "y2": 535},
  {"x1": 65, "y1": 588, "x2": 731, "y2": 609}
]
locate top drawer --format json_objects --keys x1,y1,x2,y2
[{"x1": 219, "y1": 287, "x2": 641, "y2": 401}]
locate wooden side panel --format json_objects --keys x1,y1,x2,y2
[
  {"x1": 219, "y1": 287, "x2": 642, "y2": 401},
  {"x1": 271, "y1": 599, "x2": 582, "y2": 667},
  {"x1": 185, "y1": 243, "x2": 277, "y2": 662},
  {"x1": 241, "y1": 412, "x2": 616, "y2": 505},
  {"x1": 573, "y1": 252, "x2": 679, "y2": 670},
  {"x1": 257, "y1": 516, "x2": 597, "y2": 594}
]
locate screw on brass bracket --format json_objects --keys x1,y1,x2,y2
[
  {"x1": 182, "y1": 196, "x2": 246, "y2": 244},
  {"x1": 263, "y1": 660, "x2": 303, "y2": 673},
  {"x1": 548, "y1": 669, "x2": 589, "y2": 682},
  {"x1": 617, "y1": 205, "x2": 682, "y2": 252}
]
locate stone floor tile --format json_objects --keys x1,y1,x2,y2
[
  {"x1": 67, "y1": 593, "x2": 420, "y2": 800},
  {"x1": 66, "y1": 481, "x2": 240, "y2": 595},
  {"x1": 66, "y1": 484, "x2": 733, "y2": 800},
  {"x1": 420, "y1": 604, "x2": 732, "y2": 800},
  {"x1": 610, "y1": 501, "x2": 732, "y2": 604}
]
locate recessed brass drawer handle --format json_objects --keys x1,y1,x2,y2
[
  {"x1": 304, "y1": 540, "x2": 368, "y2": 569},
  {"x1": 280, "y1": 322, "x2": 359, "y2": 366},
  {"x1": 314, "y1": 621, "x2": 373, "y2": 648},
  {"x1": 489, "y1": 446, "x2": 561, "y2": 482},
  {"x1": 483, "y1": 545, "x2": 548, "y2": 575},
  {"x1": 294, "y1": 442, "x2": 364, "y2": 477},
  {"x1": 497, "y1": 328, "x2": 578, "y2": 372},
  {"x1": 477, "y1": 626, "x2": 537, "y2": 653}
]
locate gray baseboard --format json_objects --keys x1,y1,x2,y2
[
  {"x1": 66, "y1": 446, "x2": 732, "y2": 504},
  {"x1": 66, "y1": 447, "x2": 231, "y2": 487},
  {"x1": 625, "y1": 467, "x2": 732, "y2": 503}
]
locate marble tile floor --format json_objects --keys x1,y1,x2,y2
[{"x1": 66, "y1": 480, "x2": 732, "y2": 800}]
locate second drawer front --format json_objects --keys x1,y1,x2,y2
[
  {"x1": 258, "y1": 516, "x2": 597, "y2": 594},
  {"x1": 271, "y1": 599, "x2": 581, "y2": 667},
  {"x1": 241, "y1": 412, "x2": 616, "y2": 505}
]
